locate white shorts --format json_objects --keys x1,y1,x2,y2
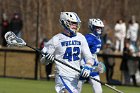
[{"x1": 55, "y1": 75, "x2": 79, "y2": 93}]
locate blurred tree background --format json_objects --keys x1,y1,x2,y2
[{"x1": 0, "y1": 0, "x2": 140, "y2": 46}]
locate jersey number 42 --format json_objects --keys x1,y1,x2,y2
[{"x1": 63, "y1": 47, "x2": 80, "y2": 61}]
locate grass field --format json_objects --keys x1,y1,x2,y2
[{"x1": 0, "y1": 77, "x2": 140, "y2": 93}]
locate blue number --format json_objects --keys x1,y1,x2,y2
[
  {"x1": 63, "y1": 47, "x2": 80, "y2": 61},
  {"x1": 63, "y1": 47, "x2": 72, "y2": 61}
]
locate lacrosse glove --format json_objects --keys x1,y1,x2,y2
[
  {"x1": 40, "y1": 53, "x2": 55, "y2": 65},
  {"x1": 80, "y1": 64, "x2": 92, "y2": 78},
  {"x1": 79, "y1": 66, "x2": 99, "y2": 80}
]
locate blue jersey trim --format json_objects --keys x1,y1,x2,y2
[{"x1": 59, "y1": 75, "x2": 73, "y2": 93}]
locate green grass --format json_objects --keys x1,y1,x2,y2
[{"x1": 0, "y1": 77, "x2": 140, "y2": 93}]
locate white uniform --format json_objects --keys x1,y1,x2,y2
[
  {"x1": 42, "y1": 32, "x2": 93, "y2": 93},
  {"x1": 114, "y1": 22, "x2": 126, "y2": 52},
  {"x1": 127, "y1": 23, "x2": 139, "y2": 43}
]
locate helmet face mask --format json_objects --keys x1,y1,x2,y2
[
  {"x1": 89, "y1": 18, "x2": 104, "y2": 36},
  {"x1": 60, "y1": 12, "x2": 81, "y2": 36},
  {"x1": 91, "y1": 26, "x2": 103, "y2": 35},
  {"x1": 68, "y1": 20, "x2": 80, "y2": 33}
]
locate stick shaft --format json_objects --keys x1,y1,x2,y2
[
  {"x1": 90, "y1": 77, "x2": 123, "y2": 93},
  {"x1": 105, "y1": 84, "x2": 124, "y2": 93}
]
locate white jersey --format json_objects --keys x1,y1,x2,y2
[{"x1": 42, "y1": 32, "x2": 93, "y2": 78}]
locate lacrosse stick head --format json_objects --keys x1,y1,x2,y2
[{"x1": 4, "y1": 31, "x2": 26, "y2": 47}]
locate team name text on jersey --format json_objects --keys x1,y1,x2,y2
[{"x1": 61, "y1": 40, "x2": 81, "y2": 46}]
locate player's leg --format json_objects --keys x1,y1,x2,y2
[
  {"x1": 89, "y1": 75, "x2": 102, "y2": 93},
  {"x1": 120, "y1": 38, "x2": 124, "y2": 52},
  {"x1": 77, "y1": 80, "x2": 85, "y2": 93},
  {"x1": 45, "y1": 63, "x2": 53, "y2": 80},
  {"x1": 115, "y1": 39, "x2": 119, "y2": 51},
  {"x1": 55, "y1": 74, "x2": 79, "y2": 93}
]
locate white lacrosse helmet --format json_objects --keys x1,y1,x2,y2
[
  {"x1": 60, "y1": 12, "x2": 81, "y2": 36},
  {"x1": 88, "y1": 18, "x2": 104, "y2": 36}
]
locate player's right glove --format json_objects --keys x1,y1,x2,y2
[
  {"x1": 80, "y1": 64, "x2": 92, "y2": 78},
  {"x1": 40, "y1": 53, "x2": 55, "y2": 65}
]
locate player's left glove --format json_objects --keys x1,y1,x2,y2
[
  {"x1": 80, "y1": 64, "x2": 92, "y2": 78},
  {"x1": 40, "y1": 53, "x2": 55, "y2": 65},
  {"x1": 95, "y1": 62, "x2": 106, "y2": 73},
  {"x1": 45, "y1": 53, "x2": 55, "y2": 62}
]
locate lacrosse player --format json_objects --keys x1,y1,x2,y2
[
  {"x1": 78, "y1": 18, "x2": 106, "y2": 93},
  {"x1": 40, "y1": 12, "x2": 95, "y2": 93}
]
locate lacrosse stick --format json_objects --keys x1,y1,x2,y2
[{"x1": 4, "y1": 31, "x2": 124, "y2": 93}]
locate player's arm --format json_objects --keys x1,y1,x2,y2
[
  {"x1": 40, "y1": 37, "x2": 56, "y2": 65},
  {"x1": 80, "y1": 36, "x2": 94, "y2": 78}
]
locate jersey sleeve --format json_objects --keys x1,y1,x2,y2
[{"x1": 42, "y1": 35, "x2": 58, "y2": 55}]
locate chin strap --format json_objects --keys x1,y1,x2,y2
[{"x1": 62, "y1": 30, "x2": 76, "y2": 37}]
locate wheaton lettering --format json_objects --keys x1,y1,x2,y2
[{"x1": 61, "y1": 40, "x2": 81, "y2": 46}]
